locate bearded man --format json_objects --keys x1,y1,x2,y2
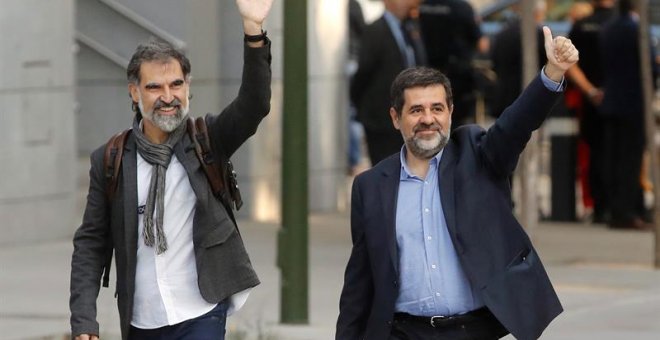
[
  {"x1": 336, "y1": 26, "x2": 578, "y2": 340},
  {"x1": 69, "y1": 1, "x2": 273, "y2": 339}
]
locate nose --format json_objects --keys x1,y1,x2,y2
[
  {"x1": 420, "y1": 109, "x2": 434, "y2": 124},
  {"x1": 161, "y1": 86, "x2": 174, "y2": 103}
]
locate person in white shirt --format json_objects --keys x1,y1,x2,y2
[{"x1": 70, "y1": 1, "x2": 273, "y2": 339}]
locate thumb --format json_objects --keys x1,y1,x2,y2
[{"x1": 542, "y1": 26, "x2": 553, "y2": 49}]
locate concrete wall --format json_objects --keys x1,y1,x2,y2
[{"x1": 0, "y1": 0, "x2": 77, "y2": 244}]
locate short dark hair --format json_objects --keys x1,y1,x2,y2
[
  {"x1": 126, "y1": 39, "x2": 191, "y2": 84},
  {"x1": 390, "y1": 67, "x2": 453, "y2": 117}
]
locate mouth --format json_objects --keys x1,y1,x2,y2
[
  {"x1": 414, "y1": 129, "x2": 439, "y2": 138},
  {"x1": 155, "y1": 105, "x2": 179, "y2": 115}
]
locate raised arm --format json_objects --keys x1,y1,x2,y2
[{"x1": 480, "y1": 27, "x2": 579, "y2": 177}]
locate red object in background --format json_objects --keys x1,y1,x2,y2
[{"x1": 565, "y1": 87, "x2": 593, "y2": 210}]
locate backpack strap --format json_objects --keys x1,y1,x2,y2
[
  {"x1": 100, "y1": 128, "x2": 130, "y2": 288},
  {"x1": 187, "y1": 117, "x2": 226, "y2": 196},
  {"x1": 103, "y1": 129, "x2": 131, "y2": 202},
  {"x1": 187, "y1": 116, "x2": 244, "y2": 212}
]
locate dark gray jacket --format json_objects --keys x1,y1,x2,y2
[{"x1": 70, "y1": 41, "x2": 272, "y2": 339}]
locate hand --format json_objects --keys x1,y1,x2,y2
[
  {"x1": 587, "y1": 88, "x2": 604, "y2": 106},
  {"x1": 236, "y1": 0, "x2": 274, "y2": 35},
  {"x1": 75, "y1": 334, "x2": 99, "y2": 340},
  {"x1": 542, "y1": 26, "x2": 579, "y2": 82}
]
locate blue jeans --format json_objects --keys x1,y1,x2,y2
[
  {"x1": 348, "y1": 105, "x2": 364, "y2": 168},
  {"x1": 129, "y1": 301, "x2": 228, "y2": 340}
]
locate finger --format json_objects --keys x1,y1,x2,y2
[
  {"x1": 543, "y1": 26, "x2": 553, "y2": 49},
  {"x1": 561, "y1": 49, "x2": 579, "y2": 64},
  {"x1": 557, "y1": 38, "x2": 572, "y2": 55}
]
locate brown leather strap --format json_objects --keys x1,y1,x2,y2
[
  {"x1": 101, "y1": 128, "x2": 130, "y2": 288},
  {"x1": 196, "y1": 117, "x2": 243, "y2": 210},
  {"x1": 187, "y1": 117, "x2": 226, "y2": 196},
  {"x1": 104, "y1": 129, "x2": 131, "y2": 202}
]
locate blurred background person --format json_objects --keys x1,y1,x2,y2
[
  {"x1": 489, "y1": 0, "x2": 548, "y2": 119},
  {"x1": 568, "y1": 1, "x2": 594, "y2": 23},
  {"x1": 347, "y1": 0, "x2": 367, "y2": 175},
  {"x1": 566, "y1": 0, "x2": 615, "y2": 224},
  {"x1": 599, "y1": 0, "x2": 657, "y2": 230},
  {"x1": 418, "y1": 0, "x2": 482, "y2": 128},
  {"x1": 351, "y1": 0, "x2": 426, "y2": 166},
  {"x1": 564, "y1": 0, "x2": 594, "y2": 219}
]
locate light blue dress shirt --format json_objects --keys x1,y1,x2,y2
[
  {"x1": 394, "y1": 149, "x2": 484, "y2": 316},
  {"x1": 394, "y1": 71, "x2": 563, "y2": 316}
]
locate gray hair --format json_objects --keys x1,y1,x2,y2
[{"x1": 126, "y1": 39, "x2": 191, "y2": 84}]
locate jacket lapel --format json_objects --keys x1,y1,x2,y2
[
  {"x1": 174, "y1": 134, "x2": 208, "y2": 204},
  {"x1": 438, "y1": 141, "x2": 463, "y2": 253},
  {"x1": 379, "y1": 156, "x2": 401, "y2": 275}
]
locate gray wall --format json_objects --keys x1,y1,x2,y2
[{"x1": 0, "y1": 0, "x2": 77, "y2": 245}]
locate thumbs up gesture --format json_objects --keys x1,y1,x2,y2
[{"x1": 542, "y1": 26, "x2": 579, "y2": 82}]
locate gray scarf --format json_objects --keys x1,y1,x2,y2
[{"x1": 132, "y1": 116, "x2": 187, "y2": 254}]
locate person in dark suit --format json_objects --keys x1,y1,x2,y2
[
  {"x1": 352, "y1": 0, "x2": 426, "y2": 165},
  {"x1": 599, "y1": 0, "x2": 657, "y2": 230},
  {"x1": 69, "y1": 1, "x2": 273, "y2": 339},
  {"x1": 336, "y1": 26, "x2": 577, "y2": 340},
  {"x1": 567, "y1": 0, "x2": 615, "y2": 224},
  {"x1": 490, "y1": 1, "x2": 547, "y2": 118},
  {"x1": 418, "y1": 0, "x2": 482, "y2": 127}
]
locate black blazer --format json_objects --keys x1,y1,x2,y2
[
  {"x1": 337, "y1": 76, "x2": 563, "y2": 340},
  {"x1": 70, "y1": 42, "x2": 272, "y2": 339},
  {"x1": 599, "y1": 14, "x2": 656, "y2": 118},
  {"x1": 351, "y1": 16, "x2": 406, "y2": 132}
]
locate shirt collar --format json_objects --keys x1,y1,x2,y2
[
  {"x1": 383, "y1": 10, "x2": 402, "y2": 26},
  {"x1": 399, "y1": 145, "x2": 444, "y2": 180}
]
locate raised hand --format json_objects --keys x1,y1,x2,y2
[
  {"x1": 236, "y1": 0, "x2": 274, "y2": 35},
  {"x1": 542, "y1": 26, "x2": 579, "y2": 82}
]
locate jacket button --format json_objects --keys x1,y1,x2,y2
[
  {"x1": 393, "y1": 280, "x2": 398, "y2": 286},
  {"x1": 387, "y1": 320, "x2": 392, "y2": 325}
]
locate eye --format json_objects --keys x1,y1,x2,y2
[
  {"x1": 171, "y1": 80, "x2": 184, "y2": 88},
  {"x1": 410, "y1": 107, "x2": 423, "y2": 114},
  {"x1": 145, "y1": 84, "x2": 160, "y2": 90}
]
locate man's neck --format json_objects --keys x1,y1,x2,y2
[
  {"x1": 404, "y1": 150, "x2": 435, "y2": 179},
  {"x1": 142, "y1": 119, "x2": 169, "y2": 144}
]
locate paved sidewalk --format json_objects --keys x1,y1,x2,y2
[{"x1": 2, "y1": 211, "x2": 660, "y2": 339}]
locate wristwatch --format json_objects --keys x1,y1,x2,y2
[{"x1": 244, "y1": 30, "x2": 268, "y2": 43}]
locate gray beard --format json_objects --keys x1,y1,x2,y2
[
  {"x1": 405, "y1": 129, "x2": 450, "y2": 159},
  {"x1": 139, "y1": 98, "x2": 189, "y2": 132}
]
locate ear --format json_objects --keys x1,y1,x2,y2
[
  {"x1": 390, "y1": 107, "x2": 400, "y2": 130},
  {"x1": 448, "y1": 104, "x2": 454, "y2": 117},
  {"x1": 128, "y1": 83, "x2": 140, "y2": 103}
]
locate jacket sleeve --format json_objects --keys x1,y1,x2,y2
[
  {"x1": 207, "y1": 40, "x2": 273, "y2": 159},
  {"x1": 336, "y1": 176, "x2": 374, "y2": 340},
  {"x1": 69, "y1": 147, "x2": 111, "y2": 337},
  {"x1": 480, "y1": 75, "x2": 561, "y2": 177}
]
